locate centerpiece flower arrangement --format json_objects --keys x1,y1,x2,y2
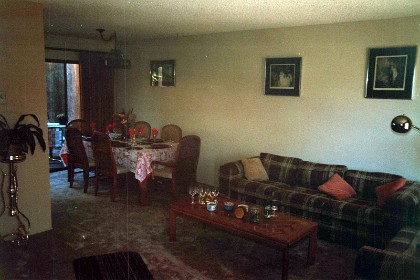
[{"x1": 108, "y1": 109, "x2": 136, "y2": 140}]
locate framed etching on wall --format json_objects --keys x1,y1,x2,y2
[
  {"x1": 365, "y1": 46, "x2": 417, "y2": 99},
  {"x1": 150, "y1": 60, "x2": 175, "y2": 87},
  {"x1": 265, "y1": 57, "x2": 302, "y2": 96}
]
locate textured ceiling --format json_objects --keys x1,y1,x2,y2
[{"x1": 34, "y1": 0, "x2": 420, "y2": 43}]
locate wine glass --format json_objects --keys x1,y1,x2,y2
[
  {"x1": 210, "y1": 188, "x2": 219, "y2": 202},
  {"x1": 271, "y1": 199, "x2": 278, "y2": 217},
  {"x1": 196, "y1": 185, "x2": 205, "y2": 205},
  {"x1": 189, "y1": 185, "x2": 197, "y2": 204}
]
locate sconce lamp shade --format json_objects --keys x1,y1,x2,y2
[{"x1": 391, "y1": 115, "x2": 419, "y2": 133}]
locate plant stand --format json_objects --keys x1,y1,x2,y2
[{"x1": 0, "y1": 154, "x2": 30, "y2": 245}]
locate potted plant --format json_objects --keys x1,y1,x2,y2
[{"x1": 0, "y1": 114, "x2": 47, "y2": 160}]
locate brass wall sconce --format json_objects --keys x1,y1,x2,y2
[{"x1": 391, "y1": 114, "x2": 419, "y2": 133}]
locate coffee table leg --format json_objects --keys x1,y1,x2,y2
[
  {"x1": 169, "y1": 209, "x2": 176, "y2": 241},
  {"x1": 282, "y1": 248, "x2": 289, "y2": 280},
  {"x1": 307, "y1": 228, "x2": 317, "y2": 265}
]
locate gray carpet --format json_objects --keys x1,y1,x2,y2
[{"x1": 0, "y1": 170, "x2": 358, "y2": 279}]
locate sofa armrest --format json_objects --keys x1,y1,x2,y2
[
  {"x1": 383, "y1": 181, "x2": 420, "y2": 228},
  {"x1": 355, "y1": 245, "x2": 419, "y2": 279},
  {"x1": 219, "y1": 160, "x2": 245, "y2": 197}
]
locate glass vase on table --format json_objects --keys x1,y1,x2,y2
[
  {"x1": 130, "y1": 136, "x2": 136, "y2": 149},
  {"x1": 271, "y1": 199, "x2": 278, "y2": 217},
  {"x1": 128, "y1": 128, "x2": 136, "y2": 149}
]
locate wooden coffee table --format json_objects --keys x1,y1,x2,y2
[{"x1": 169, "y1": 197, "x2": 318, "y2": 280}]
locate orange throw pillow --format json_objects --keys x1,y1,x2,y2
[
  {"x1": 318, "y1": 173, "x2": 356, "y2": 201},
  {"x1": 375, "y1": 178, "x2": 407, "y2": 206}
]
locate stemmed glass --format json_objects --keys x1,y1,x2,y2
[
  {"x1": 271, "y1": 199, "x2": 278, "y2": 217},
  {"x1": 130, "y1": 135, "x2": 136, "y2": 149},
  {"x1": 209, "y1": 188, "x2": 219, "y2": 202},
  {"x1": 196, "y1": 185, "x2": 205, "y2": 205},
  {"x1": 189, "y1": 185, "x2": 197, "y2": 204}
]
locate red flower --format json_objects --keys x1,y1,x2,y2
[
  {"x1": 128, "y1": 128, "x2": 135, "y2": 137},
  {"x1": 106, "y1": 124, "x2": 113, "y2": 133}
]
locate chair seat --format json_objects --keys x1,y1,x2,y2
[{"x1": 153, "y1": 166, "x2": 173, "y2": 179}]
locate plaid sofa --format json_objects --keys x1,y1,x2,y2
[
  {"x1": 219, "y1": 153, "x2": 420, "y2": 248},
  {"x1": 354, "y1": 227, "x2": 420, "y2": 279}
]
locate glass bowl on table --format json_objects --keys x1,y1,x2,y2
[{"x1": 223, "y1": 201, "x2": 235, "y2": 211}]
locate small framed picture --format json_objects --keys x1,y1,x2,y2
[
  {"x1": 150, "y1": 60, "x2": 175, "y2": 87},
  {"x1": 365, "y1": 46, "x2": 417, "y2": 99},
  {"x1": 265, "y1": 57, "x2": 302, "y2": 96}
]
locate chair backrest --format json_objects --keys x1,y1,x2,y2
[
  {"x1": 67, "y1": 119, "x2": 91, "y2": 137},
  {"x1": 174, "y1": 135, "x2": 201, "y2": 183},
  {"x1": 65, "y1": 127, "x2": 89, "y2": 168},
  {"x1": 134, "y1": 121, "x2": 151, "y2": 139},
  {"x1": 91, "y1": 131, "x2": 116, "y2": 176},
  {"x1": 161, "y1": 124, "x2": 182, "y2": 142}
]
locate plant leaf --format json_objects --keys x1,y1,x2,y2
[
  {"x1": 0, "y1": 114, "x2": 9, "y2": 129},
  {"x1": 31, "y1": 130, "x2": 47, "y2": 152},
  {"x1": 15, "y1": 114, "x2": 40, "y2": 129}
]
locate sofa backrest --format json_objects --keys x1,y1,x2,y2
[
  {"x1": 344, "y1": 170, "x2": 403, "y2": 201},
  {"x1": 260, "y1": 153, "x2": 302, "y2": 185},
  {"x1": 295, "y1": 161, "x2": 348, "y2": 189}
]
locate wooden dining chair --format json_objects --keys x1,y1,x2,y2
[
  {"x1": 152, "y1": 135, "x2": 201, "y2": 196},
  {"x1": 161, "y1": 124, "x2": 182, "y2": 142},
  {"x1": 65, "y1": 127, "x2": 95, "y2": 193},
  {"x1": 134, "y1": 121, "x2": 151, "y2": 139},
  {"x1": 91, "y1": 131, "x2": 130, "y2": 201},
  {"x1": 67, "y1": 119, "x2": 92, "y2": 137}
]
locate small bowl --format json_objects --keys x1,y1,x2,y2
[
  {"x1": 206, "y1": 201, "x2": 217, "y2": 212},
  {"x1": 223, "y1": 201, "x2": 235, "y2": 211}
]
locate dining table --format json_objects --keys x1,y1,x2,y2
[{"x1": 60, "y1": 137, "x2": 177, "y2": 205}]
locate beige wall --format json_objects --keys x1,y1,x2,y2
[
  {"x1": 116, "y1": 16, "x2": 420, "y2": 185},
  {"x1": 0, "y1": 0, "x2": 51, "y2": 235}
]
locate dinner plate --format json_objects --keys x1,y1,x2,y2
[
  {"x1": 150, "y1": 144, "x2": 171, "y2": 149},
  {"x1": 139, "y1": 138, "x2": 164, "y2": 144},
  {"x1": 111, "y1": 141, "x2": 128, "y2": 148}
]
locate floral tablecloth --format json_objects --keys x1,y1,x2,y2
[{"x1": 60, "y1": 141, "x2": 177, "y2": 183}]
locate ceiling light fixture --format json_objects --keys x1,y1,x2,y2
[{"x1": 96, "y1": 28, "x2": 130, "y2": 69}]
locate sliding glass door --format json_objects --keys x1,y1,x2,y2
[{"x1": 45, "y1": 60, "x2": 80, "y2": 124}]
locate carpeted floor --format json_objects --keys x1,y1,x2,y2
[{"x1": 0, "y1": 170, "x2": 358, "y2": 279}]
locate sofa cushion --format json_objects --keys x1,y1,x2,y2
[
  {"x1": 241, "y1": 157, "x2": 269, "y2": 181},
  {"x1": 375, "y1": 178, "x2": 407, "y2": 206},
  {"x1": 318, "y1": 173, "x2": 356, "y2": 201},
  {"x1": 260, "y1": 153, "x2": 302, "y2": 185},
  {"x1": 344, "y1": 170, "x2": 403, "y2": 202},
  {"x1": 295, "y1": 160, "x2": 348, "y2": 189}
]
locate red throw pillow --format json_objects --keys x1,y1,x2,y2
[
  {"x1": 375, "y1": 178, "x2": 407, "y2": 206},
  {"x1": 318, "y1": 173, "x2": 356, "y2": 201}
]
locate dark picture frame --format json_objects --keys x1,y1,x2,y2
[
  {"x1": 365, "y1": 46, "x2": 417, "y2": 99},
  {"x1": 265, "y1": 57, "x2": 302, "y2": 96},
  {"x1": 150, "y1": 60, "x2": 175, "y2": 87}
]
